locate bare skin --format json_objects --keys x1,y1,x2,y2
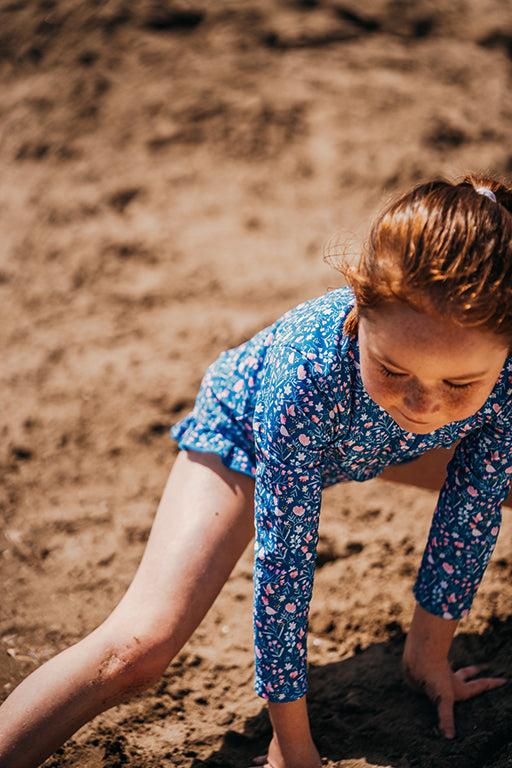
[
  {"x1": 358, "y1": 303, "x2": 508, "y2": 434},
  {"x1": 250, "y1": 699, "x2": 321, "y2": 768}
]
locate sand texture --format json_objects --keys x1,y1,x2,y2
[{"x1": 3, "y1": 2, "x2": 512, "y2": 766}]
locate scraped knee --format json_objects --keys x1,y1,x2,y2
[{"x1": 97, "y1": 634, "x2": 173, "y2": 705}]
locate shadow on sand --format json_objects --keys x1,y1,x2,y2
[{"x1": 192, "y1": 617, "x2": 512, "y2": 768}]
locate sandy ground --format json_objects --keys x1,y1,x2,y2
[{"x1": 3, "y1": 1, "x2": 512, "y2": 766}]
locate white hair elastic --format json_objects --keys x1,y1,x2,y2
[{"x1": 475, "y1": 186, "x2": 497, "y2": 203}]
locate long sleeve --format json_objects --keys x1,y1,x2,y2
[
  {"x1": 414, "y1": 408, "x2": 512, "y2": 619},
  {"x1": 252, "y1": 344, "x2": 339, "y2": 701}
]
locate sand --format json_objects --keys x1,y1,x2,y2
[{"x1": 3, "y1": 2, "x2": 512, "y2": 766}]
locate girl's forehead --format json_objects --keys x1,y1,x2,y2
[
  {"x1": 363, "y1": 302, "x2": 501, "y2": 344},
  {"x1": 360, "y1": 302, "x2": 508, "y2": 373}
]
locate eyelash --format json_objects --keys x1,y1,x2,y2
[
  {"x1": 379, "y1": 365, "x2": 403, "y2": 379},
  {"x1": 379, "y1": 365, "x2": 474, "y2": 390}
]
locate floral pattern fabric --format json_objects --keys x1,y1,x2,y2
[{"x1": 171, "y1": 287, "x2": 512, "y2": 702}]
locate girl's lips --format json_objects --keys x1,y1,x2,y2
[{"x1": 395, "y1": 409, "x2": 431, "y2": 426}]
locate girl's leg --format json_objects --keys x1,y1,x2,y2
[{"x1": 0, "y1": 450, "x2": 255, "y2": 768}]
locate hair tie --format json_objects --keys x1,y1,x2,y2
[{"x1": 475, "y1": 186, "x2": 497, "y2": 203}]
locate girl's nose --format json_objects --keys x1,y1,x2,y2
[{"x1": 403, "y1": 382, "x2": 440, "y2": 416}]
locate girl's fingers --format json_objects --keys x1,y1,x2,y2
[
  {"x1": 436, "y1": 695, "x2": 455, "y2": 740},
  {"x1": 452, "y1": 665, "x2": 507, "y2": 701},
  {"x1": 454, "y1": 664, "x2": 488, "y2": 681},
  {"x1": 457, "y1": 675, "x2": 507, "y2": 701}
]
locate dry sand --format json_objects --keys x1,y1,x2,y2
[{"x1": 3, "y1": 2, "x2": 512, "y2": 766}]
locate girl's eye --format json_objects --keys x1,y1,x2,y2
[
  {"x1": 444, "y1": 380, "x2": 474, "y2": 390},
  {"x1": 379, "y1": 365, "x2": 405, "y2": 379},
  {"x1": 379, "y1": 364, "x2": 475, "y2": 390}
]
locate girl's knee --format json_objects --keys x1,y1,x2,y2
[{"x1": 96, "y1": 634, "x2": 175, "y2": 704}]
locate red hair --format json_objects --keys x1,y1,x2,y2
[{"x1": 329, "y1": 175, "x2": 512, "y2": 344}]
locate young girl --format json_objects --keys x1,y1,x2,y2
[{"x1": 1, "y1": 175, "x2": 512, "y2": 768}]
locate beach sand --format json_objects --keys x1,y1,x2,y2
[{"x1": 3, "y1": 2, "x2": 512, "y2": 765}]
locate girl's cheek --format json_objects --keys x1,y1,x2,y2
[
  {"x1": 364, "y1": 374, "x2": 403, "y2": 406},
  {"x1": 443, "y1": 386, "x2": 488, "y2": 417}
]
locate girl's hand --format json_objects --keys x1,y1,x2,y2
[
  {"x1": 249, "y1": 734, "x2": 321, "y2": 768},
  {"x1": 403, "y1": 656, "x2": 507, "y2": 739},
  {"x1": 403, "y1": 603, "x2": 507, "y2": 738}
]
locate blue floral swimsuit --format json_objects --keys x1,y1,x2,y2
[{"x1": 172, "y1": 288, "x2": 512, "y2": 702}]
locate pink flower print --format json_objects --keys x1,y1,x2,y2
[
  {"x1": 290, "y1": 570, "x2": 298, "y2": 578},
  {"x1": 297, "y1": 364, "x2": 307, "y2": 380},
  {"x1": 293, "y1": 506, "x2": 305, "y2": 516},
  {"x1": 287, "y1": 405, "x2": 296, "y2": 417},
  {"x1": 467, "y1": 486, "x2": 478, "y2": 497},
  {"x1": 280, "y1": 426, "x2": 290, "y2": 437},
  {"x1": 285, "y1": 603, "x2": 296, "y2": 613},
  {"x1": 472, "y1": 529, "x2": 482, "y2": 537},
  {"x1": 289, "y1": 671, "x2": 298, "y2": 678},
  {"x1": 255, "y1": 646, "x2": 262, "y2": 659},
  {"x1": 298, "y1": 434, "x2": 310, "y2": 446},
  {"x1": 492, "y1": 526, "x2": 499, "y2": 536},
  {"x1": 265, "y1": 606, "x2": 277, "y2": 615},
  {"x1": 442, "y1": 563, "x2": 454, "y2": 574},
  {"x1": 493, "y1": 403, "x2": 501, "y2": 413}
]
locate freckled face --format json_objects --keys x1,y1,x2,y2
[{"x1": 358, "y1": 303, "x2": 509, "y2": 434}]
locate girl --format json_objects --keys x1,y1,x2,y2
[{"x1": 1, "y1": 175, "x2": 512, "y2": 768}]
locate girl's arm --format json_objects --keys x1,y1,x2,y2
[
  {"x1": 250, "y1": 698, "x2": 321, "y2": 768},
  {"x1": 402, "y1": 603, "x2": 506, "y2": 738}
]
